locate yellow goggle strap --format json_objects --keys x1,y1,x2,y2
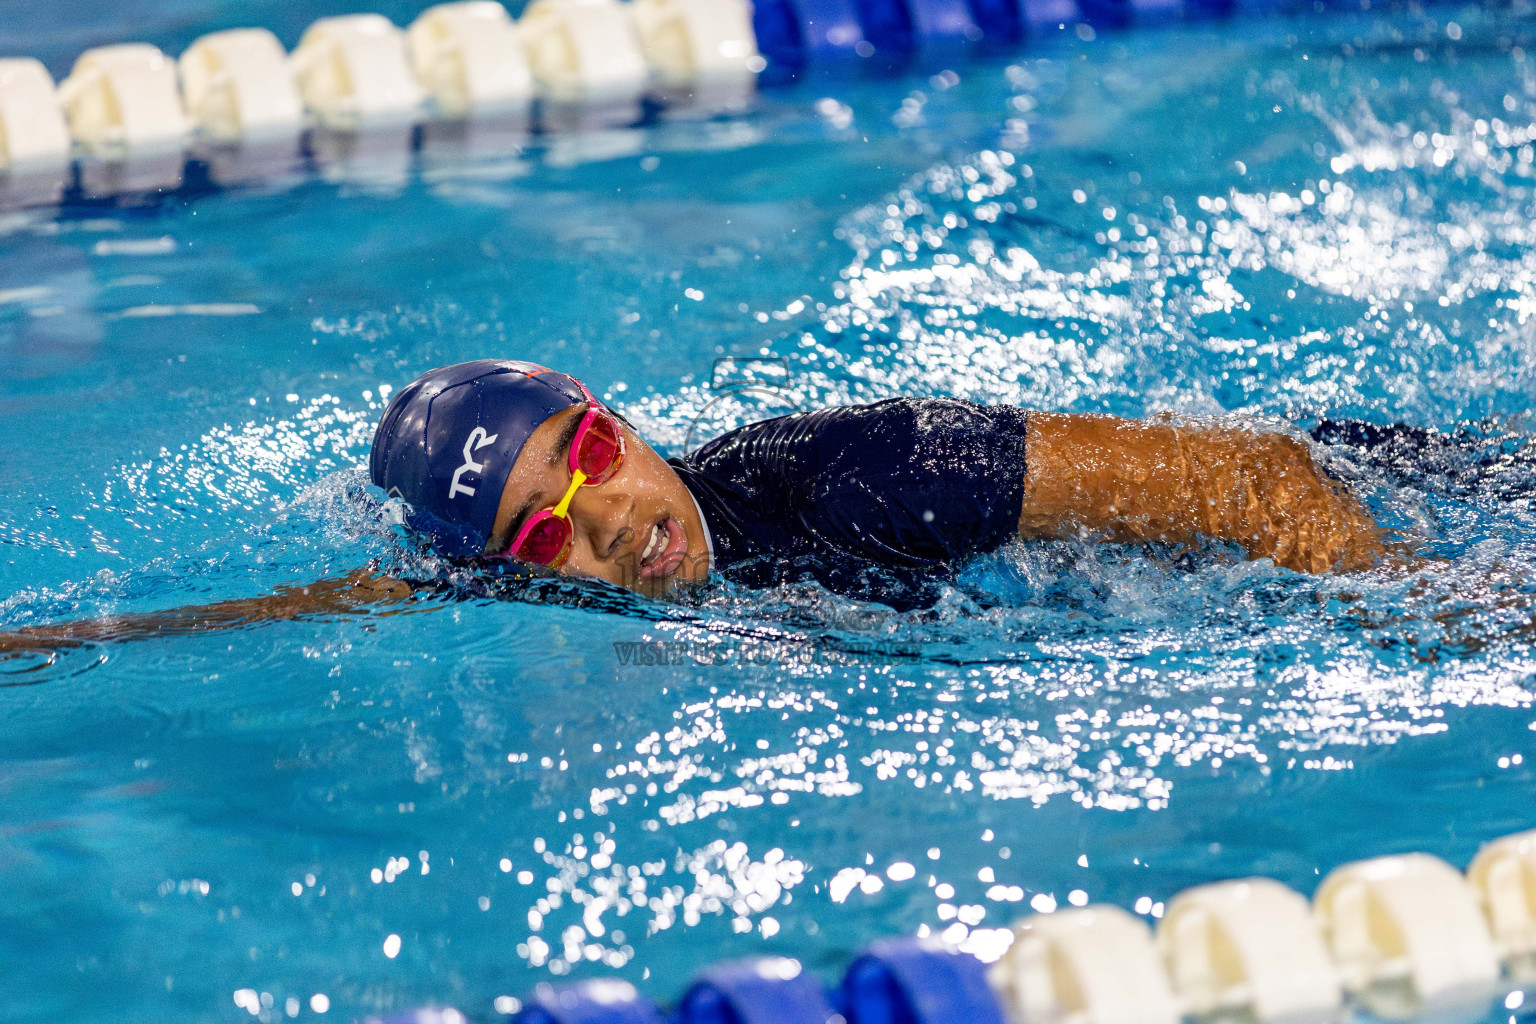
[{"x1": 550, "y1": 468, "x2": 588, "y2": 519}]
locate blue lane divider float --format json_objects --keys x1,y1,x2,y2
[
  {"x1": 1076, "y1": 0, "x2": 1186, "y2": 29},
  {"x1": 1074, "y1": 0, "x2": 1234, "y2": 30},
  {"x1": 855, "y1": 0, "x2": 919, "y2": 54},
  {"x1": 750, "y1": 0, "x2": 810, "y2": 72},
  {"x1": 839, "y1": 937, "x2": 1008, "y2": 1024},
  {"x1": 675, "y1": 957, "x2": 841, "y2": 1024},
  {"x1": 1019, "y1": 0, "x2": 1083, "y2": 31},
  {"x1": 796, "y1": 0, "x2": 881, "y2": 58},
  {"x1": 515, "y1": 979, "x2": 667, "y2": 1024},
  {"x1": 968, "y1": 0, "x2": 1027, "y2": 39},
  {"x1": 514, "y1": 940, "x2": 1013, "y2": 1024},
  {"x1": 1184, "y1": 0, "x2": 1237, "y2": 19},
  {"x1": 759, "y1": 0, "x2": 1012, "y2": 69},
  {"x1": 905, "y1": 0, "x2": 984, "y2": 47}
]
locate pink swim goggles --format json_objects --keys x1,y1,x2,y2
[{"x1": 496, "y1": 383, "x2": 626, "y2": 569}]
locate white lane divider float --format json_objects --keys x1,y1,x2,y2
[
  {"x1": 1468, "y1": 828, "x2": 1536, "y2": 982},
  {"x1": 1159, "y1": 877, "x2": 1342, "y2": 1024},
  {"x1": 520, "y1": 0, "x2": 649, "y2": 102},
  {"x1": 0, "y1": 0, "x2": 770, "y2": 207},
  {"x1": 290, "y1": 14, "x2": 425, "y2": 129},
  {"x1": 180, "y1": 30, "x2": 304, "y2": 188},
  {"x1": 630, "y1": 0, "x2": 763, "y2": 85},
  {"x1": 989, "y1": 836, "x2": 1536, "y2": 1024},
  {"x1": 990, "y1": 904, "x2": 1181, "y2": 1024},
  {"x1": 58, "y1": 44, "x2": 189, "y2": 154},
  {"x1": 1313, "y1": 854, "x2": 1501, "y2": 1021},
  {"x1": 0, "y1": 58, "x2": 70, "y2": 171},
  {"x1": 179, "y1": 28, "x2": 303, "y2": 142},
  {"x1": 407, "y1": 2, "x2": 534, "y2": 118}
]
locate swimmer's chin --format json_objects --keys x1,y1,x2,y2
[
  {"x1": 619, "y1": 514, "x2": 710, "y2": 598},
  {"x1": 621, "y1": 551, "x2": 712, "y2": 600}
]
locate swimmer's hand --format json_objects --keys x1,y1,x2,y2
[
  {"x1": 1019, "y1": 413, "x2": 1389, "y2": 573},
  {"x1": 0, "y1": 570, "x2": 414, "y2": 655}
]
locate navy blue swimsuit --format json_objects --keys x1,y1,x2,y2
[{"x1": 668, "y1": 398, "x2": 1030, "y2": 609}]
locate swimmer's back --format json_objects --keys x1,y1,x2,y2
[{"x1": 669, "y1": 397, "x2": 1031, "y2": 602}]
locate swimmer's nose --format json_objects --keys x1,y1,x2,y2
[{"x1": 570, "y1": 485, "x2": 634, "y2": 564}]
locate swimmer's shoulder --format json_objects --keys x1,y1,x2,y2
[{"x1": 676, "y1": 396, "x2": 1027, "y2": 481}]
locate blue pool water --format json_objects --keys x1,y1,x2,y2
[{"x1": 4, "y1": 3, "x2": 1536, "y2": 1021}]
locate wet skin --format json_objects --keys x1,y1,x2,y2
[
  {"x1": 484, "y1": 404, "x2": 711, "y2": 598},
  {"x1": 1021, "y1": 413, "x2": 1388, "y2": 573}
]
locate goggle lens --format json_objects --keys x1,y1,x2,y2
[
  {"x1": 512, "y1": 513, "x2": 573, "y2": 567},
  {"x1": 574, "y1": 411, "x2": 624, "y2": 484}
]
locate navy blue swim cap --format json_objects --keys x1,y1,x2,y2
[{"x1": 370, "y1": 360, "x2": 589, "y2": 559}]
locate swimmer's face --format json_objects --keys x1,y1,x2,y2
[{"x1": 485, "y1": 405, "x2": 709, "y2": 597}]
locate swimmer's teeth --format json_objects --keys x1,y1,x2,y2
[{"x1": 641, "y1": 523, "x2": 663, "y2": 565}]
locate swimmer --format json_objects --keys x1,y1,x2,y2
[{"x1": 0, "y1": 358, "x2": 1391, "y2": 652}]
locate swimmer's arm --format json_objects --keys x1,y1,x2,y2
[
  {"x1": 1017, "y1": 412, "x2": 1389, "y2": 573},
  {"x1": 0, "y1": 570, "x2": 414, "y2": 654}
]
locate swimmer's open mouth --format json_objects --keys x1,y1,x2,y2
[{"x1": 638, "y1": 516, "x2": 686, "y2": 580}]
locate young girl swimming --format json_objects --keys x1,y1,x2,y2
[
  {"x1": 0, "y1": 358, "x2": 1388, "y2": 652},
  {"x1": 372, "y1": 359, "x2": 1384, "y2": 599}
]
